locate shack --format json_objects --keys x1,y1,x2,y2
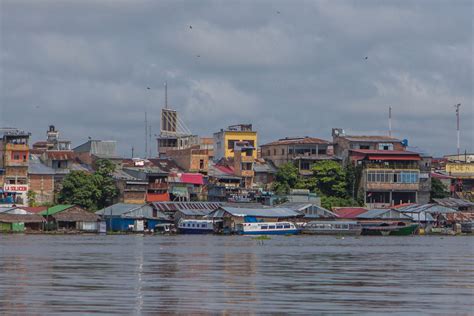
[
  {"x1": 0, "y1": 207, "x2": 45, "y2": 232},
  {"x1": 40, "y1": 205, "x2": 99, "y2": 232},
  {"x1": 280, "y1": 202, "x2": 337, "y2": 221},
  {"x1": 96, "y1": 203, "x2": 170, "y2": 232},
  {"x1": 356, "y1": 209, "x2": 413, "y2": 221},
  {"x1": 209, "y1": 206, "x2": 303, "y2": 233}
]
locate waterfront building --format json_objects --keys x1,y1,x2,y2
[
  {"x1": 28, "y1": 155, "x2": 55, "y2": 205},
  {"x1": 261, "y1": 136, "x2": 336, "y2": 175},
  {"x1": 151, "y1": 201, "x2": 221, "y2": 221},
  {"x1": 74, "y1": 139, "x2": 119, "y2": 165},
  {"x1": 0, "y1": 128, "x2": 31, "y2": 206},
  {"x1": 332, "y1": 128, "x2": 426, "y2": 208},
  {"x1": 96, "y1": 203, "x2": 170, "y2": 232},
  {"x1": 113, "y1": 168, "x2": 148, "y2": 204},
  {"x1": 0, "y1": 206, "x2": 44, "y2": 232},
  {"x1": 443, "y1": 155, "x2": 474, "y2": 200},
  {"x1": 209, "y1": 206, "x2": 303, "y2": 233},
  {"x1": 213, "y1": 124, "x2": 257, "y2": 161},
  {"x1": 40, "y1": 205, "x2": 99, "y2": 232}
]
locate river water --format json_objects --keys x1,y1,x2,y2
[{"x1": 0, "y1": 235, "x2": 473, "y2": 315}]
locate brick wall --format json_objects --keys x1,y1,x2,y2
[{"x1": 28, "y1": 174, "x2": 55, "y2": 204}]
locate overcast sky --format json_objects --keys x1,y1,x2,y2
[{"x1": 1, "y1": 0, "x2": 472, "y2": 157}]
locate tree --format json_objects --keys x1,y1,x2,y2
[
  {"x1": 27, "y1": 190, "x2": 37, "y2": 207},
  {"x1": 430, "y1": 178, "x2": 449, "y2": 200},
  {"x1": 93, "y1": 159, "x2": 118, "y2": 209},
  {"x1": 58, "y1": 159, "x2": 118, "y2": 210},
  {"x1": 320, "y1": 196, "x2": 354, "y2": 210},
  {"x1": 310, "y1": 161, "x2": 347, "y2": 197},
  {"x1": 272, "y1": 162, "x2": 299, "y2": 195},
  {"x1": 58, "y1": 171, "x2": 101, "y2": 210}
]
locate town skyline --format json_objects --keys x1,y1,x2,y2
[{"x1": 1, "y1": 0, "x2": 473, "y2": 156}]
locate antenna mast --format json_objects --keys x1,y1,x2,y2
[
  {"x1": 145, "y1": 112, "x2": 148, "y2": 158},
  {"x1": 455, "y1": 103, "x2": 461, "y2": 158},
  {"x1": 388, "y1": 106, "x2": 392, "y2": 137},
  {"x1": 164, "y1": 81, "x2": 168, "y2": 109}
]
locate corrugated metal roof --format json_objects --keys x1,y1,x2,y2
[
  {"x1": 0, "y1": 213, "x2": 45, "y2": 223},
  {"x1": 96, "y1": 203, "x2": 169, "y2": 220},
  {"x1": 28, "y1": 155, "x2": 55, "y2": 175},
  {"x1": 176, "y1": 208, "x2": 213, "y2": 216},
  {"x1": 262, "y1": 137, "x2": 330, "y2": 147},
  {"x1": 357, "y1": 209, "x2": 411, "y2": 220},
  {"x1": 342, "y1": 135, "x2": 401, "y2": 142},
  {"x1": 46, "y1": 151, "x2": 74, "y2": 161},
  {"x1": 433, "y1": 198, "x2": 474, "y2": 208},
  {"x1": 41, "y1": 205, "x2": 74, "y2": 216},
  {"x1": 152, "y1": 202, "x2": 222, "y2": 212},
  {"x1": 210, "y1": 206, "x2": 302, "y2": 218},
  {"x1": 333, "y1": 207, "x2": 368, "y2": 219}
]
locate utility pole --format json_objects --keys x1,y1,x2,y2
[
  {"x1": 388, "y1": 106, "x2": 392, "y2": 137},
  {"x1": 454, "y1": 103, "x2": 461, "y2": 159},
  {"x1": 164, "y1": 81, "x2": 168, "y2": 109}
]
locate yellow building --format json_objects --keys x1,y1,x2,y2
[{"x1": 213, "y1": 124, "x2": 257, "y2": 161}]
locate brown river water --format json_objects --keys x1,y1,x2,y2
[{"x1": 0, "y1": 235, "x2": 473, "y2": 315}]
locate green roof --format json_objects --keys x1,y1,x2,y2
[{"x1": 40, "y1": 205, "x2": 74, "y2": 216}]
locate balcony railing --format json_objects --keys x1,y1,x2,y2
[
  {"x1": 366, "y1": 183, "x2": 419, "y2": 191},
  {"x1": 148, "y1": 182, "x2": 168, "y2": 190},
  {"x1": 365, "y1": 163, "x2": 419, "y2": 170}
]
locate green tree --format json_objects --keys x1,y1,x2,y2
[
  {"x1": 272, "y1": 162, "x2": 299, "y2": 195},
  {"x1": 310, "y1": 161, "x2": 347, "y2": 197},
  {"x1": 430, "y1": 178, "x2": 449, "y2": 200},
  {"x1": 27, "y1": 190, "x2": 37, "y2": 207},
  {"x1": 93, "y1": 159, "x2": 118, "y2": 209},
  {"x1": 320, "y1": 196, "x2": 355, "y2": 210},
  {"x1": 58, "y1": 171, "x2": 101, "y2": 210}
]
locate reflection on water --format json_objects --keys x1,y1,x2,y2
[{"x1": 0, "y1": 235, "x2": 473, "y2": 314}]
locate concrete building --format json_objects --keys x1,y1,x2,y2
[
  {"x1": 0, "y1": 129, "x2": 31, "y2": 206},
  {"x1": 28, "y1": 155, "x2": 55, "y2": 205},
  {"x1": 332, "y1": 128, "x2": 406, "y2": 164},
  {"x1": 166, "y1": 145, "x2": 210, "y2": 173},
  {"x1": 261, "y1": 136, "x2": 335, "y2": 174},
  {"x1": 213, "y1": 124, "x2": 257, "y2": 161}
]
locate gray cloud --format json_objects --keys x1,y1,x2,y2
[{"x1": 1, "y1": 0, "x2": 472, "y2": 157}]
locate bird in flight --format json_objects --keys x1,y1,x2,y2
[
  {"x1": 196, "y1": 55, "x2": 200, "y2": 58},
  {"x1": 364, "y1": 56, "x2": 368, "y2": 60},
  {"x1": 276, "y1": 11, "x2": 280, "y2": 14},
  {"x1": 189, "y1": 25, "x2": 192, "y2": 29},
  {"x1": 147, "y1": 87, "x2": 151, "y2": 90}
]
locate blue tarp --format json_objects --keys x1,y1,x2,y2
[{"x1": 244, "y1": 216, "x2": 258, "y2": 223}]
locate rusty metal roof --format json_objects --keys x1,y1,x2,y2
[{"x1": 262, "y1": 137, "x2": 330, "y2": 147}]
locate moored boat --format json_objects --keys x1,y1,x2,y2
[
  {"x1": 361, "y1": 222, "x2": 419, "y2": 236},
  {"x1": 177, "y1": 219, "x2": 215, "y2": 234},
  {"x1": 237, "y1": 222, "x2": 299, "y2": 235},
  {"x1": 302, "y1": 221, "x2": 362, "y2": 235}
]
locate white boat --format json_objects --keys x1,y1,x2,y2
[
  {"x1": 177, "y1": 219, "x2": 215, "y2": 234},
  {"x1": 302, "y1": 221, "x2": 362, "y2": 235},
  {"x1": 236, "y1": 222, "x2": 300, "y2": 235}
]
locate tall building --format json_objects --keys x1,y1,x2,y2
[
  {"x1": 157, "y1": 108, "x2": 198, "y2": 158},
  {"x1": 0, "y1": 128, "x2": 31, "y2": 205},
  {"x1": 213, "y1": 124, "x2": 257, "y2": 161}
]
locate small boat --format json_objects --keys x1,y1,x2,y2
[
  {"x1": 361, "y1": 222, "x2": 419, "y2": 236},
  {"x1": 302, "y1": 221, "x2": 362, "y2": 235},
  {"x1": 236, "y1": 222, "x2": 299, "y2": 235},
  {"x1": 177, "y1": 219, "x2": 215, "y2": 234}
]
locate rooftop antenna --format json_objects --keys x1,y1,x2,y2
[
  {"x1": 388, "y1": 106, "x2": 392, "y2": 137},
  {"x1": 164, "y1": 81, "x2": 168, "y2": 109},
  {"x1": 149, "y1": 124, "x2": 152, "y2": 158},
  {"x1": 145, "y1": 112, "x2": 148, "y2": 158},
  {"x1": 454, "y1": 103, "x2": 461, "y2": 159}
]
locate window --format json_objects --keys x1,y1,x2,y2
[
  {"x1": 281, "y1": 149, "x2": 285, "y2": 155},
  {"x1": 289, "y1": 148, "x2": 293, "y2": 154},
  {"x1": 311, "y1": 148, "x2": 316, "y2": 155},
  {"x1": 273, "y1": 149, "x2": 277, "y2": 155},
  {"x1": 269, "y1": 226, "x2": 275, "y2": 229},
  {"x1": 378, "y1": 143, "x2": 394, "y2": 151},
  {"x1": 276, "y1": 225, "x2": 283, "y2": 229},
  {"x1": 199, "y1": 159, "x2": 204, "y2": 169},
  {"x1": 202, "y1": 224, "x2": 206, "y2": 228},
  {"x1": 261, "y1": 226, "x2": 268, "y2": 229},
  {"x1": 318, "y1": 149, "x2": 327, "y2": 155},
  {"x1": 192, "y1": 224, "x2": 195, "y2": 227},
  {"x1": 283, "y1": 225, "x2": 290, "y2": 229},
  {"x1": 359, "y1": 145, "x2": 370, "y2": 150}
]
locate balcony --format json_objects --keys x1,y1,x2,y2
[
  {"x1": 239, "y1": 170, "x2": 254, "y2": 177},
  {"x1": 5, "y1": 143, "x2": 28, "y2": 151},
  {"x1": 366, "y1": 182, "x2": 419, "y2": 191},
  {"x1": 148, "y1": 182, "x2": 168, "y2": 190},
  {"x1": 366, "y1": 163, "x2": 419, "y2": 170}
]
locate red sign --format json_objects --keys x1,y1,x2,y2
[{"x1": 4, "y1": 185, "x2": 28, "y2": 192}]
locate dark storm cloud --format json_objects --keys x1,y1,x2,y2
[{"x1": 1, "y1": 0, "x2": 472, "y2": 157}]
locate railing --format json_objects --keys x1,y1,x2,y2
[
  {"x1": 366, "y1": 183, "x2": 419, "y2": 191},
  {"x1": 366, "y1": 163, "x2": 419, "y2": 170},
  {"x1": 148, "y1": 182, "x2": 168, "y2": 190}
]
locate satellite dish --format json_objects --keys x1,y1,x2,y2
[{"x1": 402, "y1": 139, "x2": 408, "y2": 147}]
